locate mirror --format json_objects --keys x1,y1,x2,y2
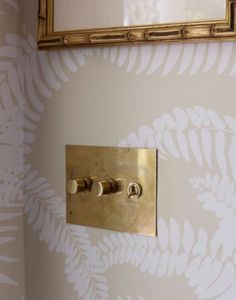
[{"x1": 38, "y1": 0, "x2": 236, "y2": 49}]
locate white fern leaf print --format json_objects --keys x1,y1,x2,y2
[
  {"x1": 99, "y1": 218, "x2": 236, "y2": 300},
  {"x1": 3, "y1": 12, "x2": 236, "y2": 298},
  {"x1": 0, "y1": 27, "x2": 24, "y2": 295},
  {"x1": 203, "y1": 42, "x2": 219, "y2": 73},
  {"x1": 92, "y1": 42, "x2": 236, "y2": 76},
  {"x1": 0, "y1": 273, "x2": 17, "y2": 286},
  {"x1": 217, "y1": 42, "x2": 234, "y2": 75},
  {"x1": 7, "y1": 36, "x2": 235, "y2": 81},
  {"x1": 115, "y1": 107, "x2": 236, "y2": 299},
  {"x1": 0, "y1": 33, "x2": 99, "y2": 148},
  {"x1": 0, "y1": 33, "x2": 97, "y2": 159},
  {"x1": 0, "y1": 0, "x2": 19, "y2": 13},
  {"x1": 2, "y1": 4, "x2": 236, "y2": 300},
  {"x1": 190, "y1": 173, "x2": 236, "y2": 261},
  {"x1": 0, "y1": 30, "x2": 112, "y2": 299},
  {"x1": 0, "y1": 82, "x2": 24, "y2": 208},
  {"x1": 23, "y1": 166, "x2": 108, "y2": 299},
  {"x1": 0, "y1": 211, "x2": 21, "y2": 291},
  {"x1": 190, "y1": 173, "x2": 236, "y2": 218},
  {"x1": 18, "y1": 102, "x2": 236, "y2": 299},
  {"x1": 190, "y1": 43, "x2": 207, "y2": 75},
  {"x1": 119, "y1": 106, "x2": 236, "y2": 182}
]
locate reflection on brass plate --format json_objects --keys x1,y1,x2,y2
[
  {"x1": 66, "y1": 145, "x2": 157, "y2": 236},
  {"x1": 38, "y1": 0, "x2": 236, "y2": 48}
]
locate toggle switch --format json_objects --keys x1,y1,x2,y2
[
  {"x1": 127, "y1": 182, "x2": 142, "y2": 199},
  {"x1": 66, "y1": 145, "x2": 157, "y2": 236}
]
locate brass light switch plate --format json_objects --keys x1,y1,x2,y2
[{"x1": 66, "y1": 145, "x2": 157, "y2": 236}]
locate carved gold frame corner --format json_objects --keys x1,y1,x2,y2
[{"x1": 38, "y1": 0, "x2": 236, "y2": 49}]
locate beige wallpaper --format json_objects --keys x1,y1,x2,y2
[
  {"x1": 0, "y1": 0, "x2": 25, "y2": 299},
  {"x1": 1, "y1": 0, "x2": 236, "y2": 299}
]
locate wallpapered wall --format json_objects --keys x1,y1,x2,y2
[
  {"x1": 0, "y1": 0, "x2": 25, "y2": 299},
  {"x1": 2, "y1": 0, "x2": 236, "y2": 299}
]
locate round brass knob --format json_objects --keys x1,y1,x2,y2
[
  {"x1": 67, "y1": 178, "x2": 87, "y2": 194},
  {"x1": 92, "y1": 179, "x2": 117, "y2": 197}
]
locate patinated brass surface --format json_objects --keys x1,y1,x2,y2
[
  {"x1": 66, "y1": 145, "x2": 157, "y2": 236},
  {"x1": 38, "y1": 0, "x2": 236, "y2": 49}
]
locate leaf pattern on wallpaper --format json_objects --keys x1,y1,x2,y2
[
  {"x1": 0, "y1": 32, "x2": 95, "y2": 156},
  {"x1": 0, "y1": 0, "x2": 19, "y2": 14},
  {"x1": 22, "y1": 165, "x2": 108, "y2": 300},
  {"x1": 190, "y1": 173, "x2": 236, "y2": 220},
  {"x1": 3, "y1": 36, "x2": 236, "y2": 113},
  {"x1": 119, "y1": 107, "x2": 236, "y2": 182},
  {"x1": 21, "y1": 163, "x2": 236, "y2": 300},
  {"x1": 96, "y1": 42, "x2": 236, "y2": 76},
  {"x1": 20, "y1": 105, "x2": 236, "y2": 299},
  {"x1": 0, "y1": 31, "x2": 107, "y2": 299},
  {"x1": 2, "y1": 22, "x2": 236, "y2": 300},
  {"x1": 113, "y1": 108, "x2": 236, "y2": 299},
  {"x1": 0, "y1": 84, "x2": 24, "y2": 209},
  {"x1": 0, "y1": 212, "x2": 20, "y2": 288},
  {"x1": 190, "y1": 173, "x2": 236, "y2": 261},
  {"x1": 99, "y1": 218, "x2": 236, "y2": 300},
  {"x1": 0, "y1": 0, "x2": 234, "y2": 298},
  {"x1": 4, "y1": 31, "x2": 236, "y2": 82},
  {"x1": 0, "y1": 38, "x2": 24, "y2": 296}
]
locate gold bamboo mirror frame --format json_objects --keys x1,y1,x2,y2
[{"x1": 38, "y1": 0, "x2": 236, "y2": 49}]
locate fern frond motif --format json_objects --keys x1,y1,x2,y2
[
  {"x1": 99, "y1": 218, "x2": 236, "y2": 300},
  {"x1": 3, "y1": 33, "x2": 92, "y2": 110},
  {"x1": 0, "y1": 0, "x2": 19, "y2": 14},
  {"x1": 19, "y1": 106, "x2": 236, "y2": 299},
  {"x1": 0, "y1": 33, "x2": 96, "y2": 156},
  {"x1": 119, "y1": 107, "x2": 236, "y2": 182},
  {"x1": 96, "y1": 42, "x2": 236, "y2": 77},
  {"x1": 0, "y1": 32, "x2": 106, "y2": 299},
  {"x1": 0, "y1": 77, "x2": 24, "y2": 209},
  {"x1": 0, "y1": 31, "x2": 24, "y2": 297},
  {"x1": 3, "y1": 26, "x2": 236, "y2": 300},
  {"x1": 0, "y1": 208, "x2": 22, "y2": 293},
  {"x1": 4, "y1": 35, "x2": 236, "y2": 134},
  {"x1": 190, "y1": 173, "x2": 236, "y2": 220},
  {"x1": 190, "y1": 173, "x2": 236, "y2": 261},
  {"x1": 3, "y1": 27, "x2": 236, "y2": 83},
  {"x1": 23, "y1": 165, "x2": 108, "y2": 299}
]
